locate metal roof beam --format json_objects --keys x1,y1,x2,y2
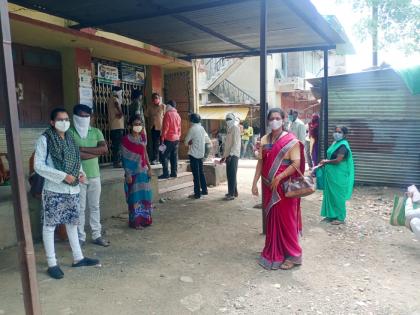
[
  {"x1": 70, "y1": 0, "x2": 255, "y2": 29},
  {"x1": 182, "y1": 44, "x2": 336, "y2": 60},
  {"x1": 172, "y1": 14, "x2": 254, "y2": 51},
  {"x1": 282, "y1": 0, "x2": 334, "y2": 45}
]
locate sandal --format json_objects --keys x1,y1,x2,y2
[
  {"x1": 279, "y1": 260, "x2": 298, "y2": 270},
  {"x1": 330, "y1": 220, "x2": 345, "y2": 225}
]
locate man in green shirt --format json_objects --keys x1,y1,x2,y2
[{"x1": 69, "y1": 104, "x2": 109, "y2": 247}]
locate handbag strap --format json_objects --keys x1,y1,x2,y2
[{"x1": 290, "y1": 163, "x2": 305, "y2": 178}]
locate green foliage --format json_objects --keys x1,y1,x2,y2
[{"x1": 340, "y1": 0, "x2": 420, "y2": 54}]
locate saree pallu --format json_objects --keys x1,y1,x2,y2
[
  {"x1": 319, "y1": 140, "x2": 354, "y2": 222},
  {"x1": 259, "y1": 133, "x2": 305, "y2": 270},
  {"x1": 122, "y1": 134, "x2": 153, "y2": 228}
]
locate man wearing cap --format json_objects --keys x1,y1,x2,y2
[
  {"x1": 159, "y1": 100, "x2": 181, "y2": 179},
  {"x1": 220, "y1": 113, "x2": 241, "y2": 200},
  {"x1": 107, "y1": 86, "x2": 125, "y2": 168},
  {"x1": 69, "y1": 104, "x2": 110, "y2": 247}
]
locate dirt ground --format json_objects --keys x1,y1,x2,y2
[{"x1": 1, "y1": 160, "x2": 419, "y2": 315}]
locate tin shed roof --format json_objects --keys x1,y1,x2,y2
[{"x1": 10, "y1": 0, "x2": 345, "y2": 58}]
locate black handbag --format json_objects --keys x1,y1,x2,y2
[
  {"x1": 29, "y1": 143, "x2": 49, "y2": 199},
  {"x1": 29, "y1": 172, "x2": 45, "y2": 199}
]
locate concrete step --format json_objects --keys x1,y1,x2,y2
[
  {"x1": 158, "y1": 171, "x2": 194, "y2": 191},
  {"x1": 150, "y1": 160, "x2": 189, "y2": 177},
  {"x1": 158, "y1": 181, "x2": 194, "y2": 200}
]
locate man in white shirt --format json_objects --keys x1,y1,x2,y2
[
  {"x1": 221, "y1": 113, "x2": 241, "y2": 200},
  {"x1": 405, "y1": 191, "x2": 420, "y2": 239},
  {"x1": 288, "y1": 109, "x2": 306, "y2": 143},
  {"x1": 184, "y1": 113, "x2": 211, "y2": 199}
]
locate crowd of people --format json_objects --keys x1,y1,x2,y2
[{"x1": 32, "y1": 95, "x2": 418, "y2": 279}]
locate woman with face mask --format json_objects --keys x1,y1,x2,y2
[
  {"x1": 121, "y1": 115, "x2": 153, "y2": 229},
  {"x1": 251, "y1": 108, "x2": 305, "y2": 271},
  {"x1": 34, "y1": 108, "x2": 100, "y2": 279},
  {"x1": 317, "y1": 126, "x2": 354, "y2": 225}
]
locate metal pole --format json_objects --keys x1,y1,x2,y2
[
  {"x1": 0, "y1": 1, "x2": 41, "y2": 314},
  {"x1": 323, "y1": 49, "x2": 329, "y2": 156},
  {"x1": 260, "y1": 0, "x2": 267, "y2": 234}
]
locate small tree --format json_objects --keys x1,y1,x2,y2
[{"x1": 342, "y1": 0, "x2": 420, "y2": 66}]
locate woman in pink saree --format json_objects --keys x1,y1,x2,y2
[{"x1": 252, "y1": 108, "x2": 305, "y2": 270}]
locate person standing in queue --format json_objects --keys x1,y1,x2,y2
[
  {"x1": 251, "y1": 108, "x2": 305, "y2": 270},
  {"x1": 69, "y1": 104, "x2": 110, "y2": 247},
  {"x1": 34, "y1": 108, "x2": 100, "y2": 279},
  {"x1": 221, "y1": 113, "x2": 241, "y2": 201},
  {"x1": 184, "y1": 113, "x2": 211, "y2": 199},
  {"x1": 146, "y1": 93, "x2": 166, "y2": 165},
  {"x1": 107, "y1": 86, "x2": 125, "y2": 168},
  {"x1": 159, "y1": 100, "x2": 181, "y2": 179},
  {"x1": 288, "y1": 109, "x2": 306, "y2": 144}
]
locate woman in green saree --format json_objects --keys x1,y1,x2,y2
[{"x1": 318, "y1": 126, "x2": 354, "y2": 225}]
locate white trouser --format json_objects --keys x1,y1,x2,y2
[
  {"x1": 78, "y1": 177, "x2": 102, "y2": 241},
  {"x1": 405, "y1": 198, "x2": 420, "y2": 239},
  {"x1": 43, "y1": 224, "x2": 83, "y2": 267}
]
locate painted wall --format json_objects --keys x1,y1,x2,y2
[{"x1": 227, "y1": 56, "x2": 279, "y2": 108}]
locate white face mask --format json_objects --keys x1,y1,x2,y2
[
  {"x1": 333, "y1": 132, "x2": 344, "y2": 141},
  {"x1": 133, "y1": 125, "x2": 143, "y2": 133},
  {"x1": 226, "y1": 119, "x2": 235, "y2": 129},
  {"x1": 73, "y1": 115, "x2": 90, "y2": 139},
  {"x1": 55, "y1": 120, "x2": 70, "y2": 133},
  {"x1": 269, "y1": 119, "x2": 283, "y2": 131}
]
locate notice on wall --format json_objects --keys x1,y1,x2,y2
[
  {"x1": 79, "y1": 87, "x2": 93, "y2": 107},
  {"x1": 121, "y1": 62, "x2": 145, "y2": 85},
  {"x1": 78, "y1": 68, "x2": 93, "y2": 107},
  {"x1": 78, "y1": 68, "x2": 92, "y2": 88},
  {"x1": 97, "y1": 63, "x2": 119, "y2": 85}
]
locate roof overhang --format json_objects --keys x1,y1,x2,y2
[
  {"x1": 10, "y1": 0, "x2": 345, "y2": 59},
  {"x1": 9, "y1": 13, "x2": 191, "y2": 69}
]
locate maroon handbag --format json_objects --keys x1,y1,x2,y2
[{"x1": 282, "y1": 165, "x2": 315, "y2": 198}]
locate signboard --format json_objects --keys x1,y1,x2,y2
[
  {"x1": 121, "y1": 62, "x2": 145, "y2": 85},
  {"x1": 97, "y1": 63, "x2": 119, "y2": 85}
]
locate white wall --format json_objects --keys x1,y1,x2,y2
[{"x1": 227, "y1": 55, "x2": 280, "y2": 108}]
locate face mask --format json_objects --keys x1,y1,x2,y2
[
  {"x1": 226, "y1": 120, "x2": 235, "y2": 128},
  {"x1": 73, "y1": 115, "x2": 90, "y2": 139},
  {"x1": 133, "y1": 126, "x2": 143, "y2": 133},
  {"x1": 333, "y1": 132, "x2": 343, "y2": 141},
  {"x1": 269, "y1": 119, "x2": 283, "y2": 131},
  {"x1": 55, "y1": 120, "x2": 70, "y2": 133},
  {"x1": 288, "y1": 115, "x2": 294, "y2": 122}
]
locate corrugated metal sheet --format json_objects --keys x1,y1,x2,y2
[{"x1": 311, "y1": 69, "x2": 420, "y2": 186}]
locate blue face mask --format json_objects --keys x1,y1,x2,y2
[
  {"x1": 333, "y1": 132, "x2": 343, "y2": 141},
  {"x1": 288, "y1": 115, "x2": 294, "y2": 122}
]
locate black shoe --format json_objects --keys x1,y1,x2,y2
[
  {"x1": 72, "y1": 257, "x2": 100, "y2": 267},
  {"x1": 170, "y1": 174, "x2": 177, "y2": 178},
  {"x1": 224, "y1": 195, "x2": 235, "y2": 201},
  {"x1": 92, "y1": 237, "x2": 110, "y2": 247},
  {"x1": 158, "y1": 175, "x2": 169, "y2": 180},
  {"x1": 188, "y1": 194, "x2": 201, "y2": 199},
  {"x1": 202, "y1": 192, "x2": 208, "y2": 196},
  {"x1": 47, "y1": 265, "x2": 64, "y2": 279}
]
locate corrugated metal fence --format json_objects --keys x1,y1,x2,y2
[{"x1": 315, "y1": 69, "x2": 420, "y2": 186}]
